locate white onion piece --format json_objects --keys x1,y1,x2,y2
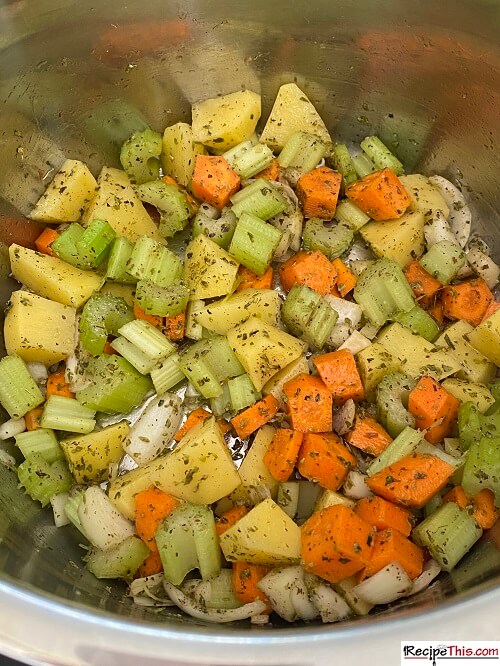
[
  {"x1": 26, "y1": 362, "x2": 48, "y2": 385},
  {"x1": 290, "y1": 575, "x2": 320, "y2": 621},
  {"x1": 346, "y1": 240, "x2": 375, "y2": 263},
  {"x1": 409, "y1": 559, "x2": 442, "y2": 596},
  {"x1": 359, "y1": 322, "x2": 381, "y2": 340},
  {"x1": 466, "y1": 247, "x2": 500, "y2": 289},
  {"x1": 428, "y1": 176, "x2": 471, "y2": 248},
  {"x1": 0, "y1": 448, "x2": 17, "y2": 470},
  {"x1": 349, "y1": 260, "x2": 374, "y2": 277},
  {"x1": 324, "y1": 296, "x2": 363, "y2": 328},
  {"x1": 272, "y1": 210, "x2": 304, "y2": 259},
  {"x1": 124, "y1": 393, "x2": 183, "y2": 465},
  {"x1": 50, "y1": 492, "x2": 70, "y2": 527},
  {"x1": 163, "y1": 580, "x2": 267, "y2": 623},
  {"x1": 65, "y1": 351, "x2": 91, "y2": 392},
  {"x1": 444, "y1": 437, "x2": 463, "y2": 459},
  {"x1": 78, "y1": 487, "x2": 134, "y2": 550},
  {"x1": 332, "y1": 400, "x2": 356, "y2": 437},
  {"x1": 343, "y1": 470, "x2": 373, "y2": 500},
  {"x1": 353, "y1": 562, "x2": 413, "y2": 605},
  {"x1": 257, "y1": 567, "x2": 300, "y2": 622},
  {"x1": 251, "y1": 614, "x2": 270, "y2": 625},
  {"x1": 304, "y1": 574, "x2": 352, "y2": 623},
  {"x1": 0, "y1": 417, "x2": 26, "y2": 440},
  {"x1": 327, "y1": 323, "x2": 353, "y2": 348},
  {"x1": 130, "y1": 573, "x2": 175, "y2": 607},
  {"x1": 424, "y1": 212, "x2": 459, "y2": 247},
  {"x1": 338, "y1": 331, "x2": 371, "y2": 355}
]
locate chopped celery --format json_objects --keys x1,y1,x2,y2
[
  {"x1": 127, "y1": 236, "x2": 183, "y2": 287},
  {"x1": 106, "y1": 237, "x2": 136, "y2": 283},
  {"x1": 230, "y1": 143, "x2": 274, "y2": 179},
  {"x1": 15, "y1": 428, "x2": 63, "y2": 463},
  {"x1": 192, "y1": 207, "x2": 237, "y2": 249},
  {"x1": 360, "y1": 136, "x2": 404, "y2": 175},
  {"x1": 51, "y1": 223, "x2": 86, "y2": 268},
  {"x1": 352, "y1": 154, "x2": 376, "y2": 178},
  {"x1": 76, "y1": 354, "x2": 153, "y2": 414},
  {"x1": 79, "y1": 293, "x2": 134, "y2": 356},
  {"x1": 137, "y1": 181, "x2": 191, "y2": 238},
  {"x1": 376, "y1": 373, "x2": 416, "y2": 438},
  {"x1": 367, "y1": 426, "x2": 423, "y2": 476},
  {"x1": 489, "y1": 382, "x2": 500, "y2": 403},
  {"x1": 156, "y1": 502, "x2": 221, "y2": 585},
  {"x1": 0, "y1": 356, "x2": 44, "y2": 419},
  {"x1": 354, "y1": 259, "x2": 415, "y2": 326},
  {"x1": 228, "y1": 374, "x2": 261, "y2": 412},
  {"x1": 135, "y1": 279, "x2": 189, "y2": 317},
  {"x1": 459, "y1": 402, "x2": 500, "y2": 451},
  {"x1": 282, "y1": 284, "x2": 338, "y2": 349},
  {"x1": 278, "y1": 131, "x2": 327, "y2": 173},
  {"x1": 393, "y1": 305, "x2": 440, "y2": 342},
  {"x1": 229, "y1": 212, "x2": 282, "y2": 275},
  {"x1": 413, "y1": 502, "x2": 482, "y2": 571},
  {"x1": 462, "y1": 436, "x2": 500, "y2": 504},
  {"x1": 64, "y1": 490, "x2": 85, "y2": 534},
  {"x1": 17, "y1": 455, "x2": 72, "y2": 507},
  {"x1": 150, "y1": 353, "x2": 185, "y2": 394},
  {"x1": 423, "y1": 491, "x2": 444, "y2": 518},
  {"x1": 41, "y1": 395, "x2": 96, "y2": 434},
  {"x1": 329, "y1": 144, "x2": 358, "y2": 186},
  {"x1": 202, "y1": 569, "x2": 242, "y2": 610},
  {"x1": 420, "y1": 241, "x2": 466, "y2": 284},
  {"x1": 118, "y1": 319, "x2": 175, "y2": 361},
  {"x1": 110, "y1": 337, "x2": 157, "y2": 375},
  {"x1": 120, "y1": 128, "x2": 162, "y2": 184},
  {"x1": 185, "y1": 299, "x2": 205, "y2": 341},
  {"x1": 231, "y1": 179, "x2": 287, "y2": 221},
  {"x1": 302, "y1": 218, "x2": 354, "y2": 260},
  {"x1": 210, "y1": 381, "x2": 232, "y2": 417},
  {"x1": 76, "y1": 219, "x2": 116, "y2": 268},
  {"x1": 86, "y1": 536, "x2": 149, "y2": 579},
  {"x1": 223, "y1": 140, "x2": 254, "y2": 167},
  {"x1": 335, "y1": 200, "x2": 370, "y2": 231}
]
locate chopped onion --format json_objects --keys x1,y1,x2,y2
[
  {"x1": 65, "y1": 350, "x2": 91, "y2": 393},
  {"x1": 428, "y1": 176, "x2": 471, "y2": 248},
  {"x1": 272, "y1": 210, "x2": 304, "y2": 259},
  {"x1": 50, "y1": 492, "x2": 70, "y2": 527},
  {"x1": 353, "y1": 562, "x2": 413, "y2": 605},
  {"x1": 409, "y1": 559, "x2": 442, "y2": 596},
  {"x1": 0, "y1": 417, "x2": 26, "y2": 440},
  {"x1": 289, "y1": 575, "x2": 319, "y2": 621},
  {"x1": 332, "y1": 400, "x2": 356, "y2": 436},
  {"x1": 0, "y1": 448, "x2": 17, "y2": 471},
  {"x1": 346, "y1": 240, "x2": 375, "y2": 263},
  {"x1": 466, "y1": 247, "x2": 500, "y2": 289},
  {"x1": 324, "y1": 295, "x2": 363, "y2": 328},
  {"x1": 444, "y1": 437, "x2": 463, "y2": 459},
  {"x1": 349, "y1": 260, "x2": 374, "y2": 277},
  {"x1": 327, "y1": 323, "x2": 353, "y2": 348},
  {"x1": 343, "y1": 470, "x2": 373, "y2": 500},
  {"x1": 304, "y1": 573, "x2": 352, "y2": 623},
  {"x1": 78, "y1": 487, "x2": 134, "y2": 550},
  {"x1": 424, "y1": 212, "x2": 459, "y2": 247},
  {"x1": 258, "y1": 566, "x2": 317, "y2": 622},
  {"x1": 338, "y1": 330, "x2": 371, "y2": 355},
  {"x1": 163, "y1": 580, "x2": 267, "y2": 623},
  {"x1": 26, "y1": 362, "x2": 48, "y2": 385},
  {"x1": 251, "y1": 614, "x2": 270, "y2": 625},
  {"x1": 130, "y1": 573, "x2": 175, "y2": 607}
]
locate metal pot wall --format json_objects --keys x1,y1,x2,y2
[{"x1": 0, "y1": 1, "x2": 498, "y2": 664}]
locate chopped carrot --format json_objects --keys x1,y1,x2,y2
[
  {"x1": 473, "y1": 489, "x2": 498, "y2": 530},
  {"x1": 263, "y1": 428, "x2": 303, "y2": 482},
  {"x1": 282, "y1": 373, "x2": 332, "y2": 433},
  {"x1": 255, "y1": 158, "x2": 280, "y2": 181},
  {"x1": 230, "y1": 395, "x2": 280, "y2": 440},
  {"x1": 215, "y1": 505, "x2": 249, "y2": 537},
  {"x1": 345, "y1": 168, "x2": 411, "y2": 220},
  {"x1": 24, "y1": 407, "x2": 44, "y2": 431},
  {"x1": 355, "y1": 496, "x2": 413, "y2": 537},
  {"x1": 404, "y1": 260, "x2": 442, "y2": 305},
  {"x1": 165, "y1": 311, "x2": 185, "y2": 341},
  {"x1": 136, "y1": 549, "x2": 163, "y2": 577},
  {"x1": 443, "y1": 485, "x2": 468, "y2": 509},
  {"x1": 133, "y1": 304, "x2": 164, "y2": 328},
  {"x1": 330, "y1": 283, "x2": 342, "y2": 298},
  {"x1": 191, "y1": 155, "x2": 240, "y2": 210},
  {"x1": 297, "y1": 432, "x2": 356, "y2": 491},
  {"x1": 442, "y1": 278, "x2": 494, "y2": 327},
  {"x1": 313, "y1": 350, "x2": 365, "y2": 405},
  {"x1": 46, "y1": 368, "x2": 75, "y2": 399},
  {"x1": 278, "y1": 251, "x2": 338, "y2": 295},
  {"x1": 34, "y1": 227, "x2": 59, "y2": 256},
  {"x1": 135, "y1": 486, "x2": 179, "y2": 552},
  {"x1": 481, "y1": 301, "x2": 500, "y2": 324},
  {"x1": 231, "y1": 562, "x2": 271, "y2": 611},
  {"x1": 162, "y1": 174, "x2": 199, "y2": 214},
  {"x1": 103, "y1": 340, "x2": 117, "y2": 355},
  {"x1": 236, "y1": 265, "x2": 273, "y2": 292},
  {"x1": 173, "y1": 407, "x2": 212, "y2": 442},
  {"x1": 408, "y1": 376, "x2": 460, "y2": 444},
  {"x1": 331, "y1": 258, "x2": 357, "y2": 297},
  {"x1": 361, "y1": 528, "x2": 424, "y2": 580},
  {"x1": 427, "y1": 297, "x2": 444, "y2": 326},
  {"x1": 366, "y1": 453, "x2": 455, "y2": 509},
  {"x1": 301, "y1": 505, "x2": 374, "y2": 584},
  {"x1": 296, "y1": 166, "x2": 342, "y2": 220},
  {"x1": 345, "y1": 414, "x2": 393, "y2": 457}
]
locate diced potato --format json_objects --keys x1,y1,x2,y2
[
  {"x1": 356, "y1": 342, "x2": 401, "y2": 402},
  {"x1": 377, "y1": 323, "x2": 462, "y2": 380},
  {"x1": 9, "y1": 244, "x2": 102, "y2": 308},
  {"x1": 259, "y1": 83, "x2": 332, "y2": 152},
  {"x1": 161, "y1": 122, "x2": 205, "y2": 187},
  {"x1": 435, "y1": 321, "x2": 496, "y2": 385},
  {"x1": 314, "y1": 489, "x2": 355, "y2": 512},
  {"x1": 227, "y1": 317, "x2": 307, "y2": 391},
  {"x1": 61, "y1": 422, "x2": 129, "y2": 484},
  {"x1": 194, "y1": 288, "x2": 280, "y2": 335},
  {"x1": 238, "y1": 425, "x2": 279, "y2": 496},
  {"x1": 441, "y1": 379, "x2": 495, "y2": 414},
  {"x1": 360, "y1": 211, "x2": 425, "y2": 268},
  {"x1": 108, "y1": 417, "x2": 240, "y2": 519},
  {"x1": 192, "y1": 90, "x2": 261, "y2": 151},
  {"x1": 99, "y1": 283, "x2": 136, "y2": 307},
  {"x1": 4, "y1": 290, "x2": 76, "y2": 365},
  {"x1": 466, "y1": 310, "x2": 500, "y2": 366},
  {"x1": 81, "y1": 167, "x2": 162, "y2": 242},
  {"x1": 183, "y1": 234, "x2": 239, "y2": 300},
  {"x1": 262, "y1": 355, "x2": 310, "y2": 406},
  {"x1": 219, "y1": 498, "x2": 301, "y2": 565},
  {"x1": 30, "y1": 159, "x2": 97, "y2": 223},
  {"x1": 399, "y1": 174, "x2": 449, "y2": 221}
]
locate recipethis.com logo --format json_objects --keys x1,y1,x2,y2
[{"x1": 401, "y1": 642, "x2": 500, "y2": 666}]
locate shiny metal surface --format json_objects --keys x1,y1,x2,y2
[{"x1": 0, "y1": 0, "x2": 499, "y2": 662}]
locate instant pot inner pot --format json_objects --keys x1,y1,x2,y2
[{"x1": 0, "y1": 0, "x2": 499, "y2": 633}]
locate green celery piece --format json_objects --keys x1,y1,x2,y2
[
  {"x1": 41, "y1": 395, "x2": 96, "y2": 434},
  {"x1": 376, "y1": 373, "x2": 416, "y2": 438},
  {"x1": 127, "y1": 236, "x2": 183, "y2": 287},
  {"x1": 229, "y1": 212, "x2": 282, "y2": 276},
  {"x1": 106, "y1": 236, "x2": 136, "y2": 283},
  {"x1": 335, "y1": 200, "x2": 370, "y2": 232},
  {"x1": 17, "y1": 455, "x2": 72, "y2": 507},
  {"x1": 228, "y1": 374, "x2": 261, "y2": 412},
  {"x1": 118, "y1": 319, "x2": 175, "y2": 361},
  {"x1": 328, "y1": 144, "x2": 358, "y2": 186},
  {"x1": 192, "y1": 207, "x2": 237, "y2": 250},
  {"x1": 120, "y1": 128, "x2": 162, "y2": 184},
  {"x1": 278, "y1": 131, "x2": 328, "y2": 173},
  {"x1": 207, "y1": 336, "x2": 245, "y2": 381},
  {"x1": 352, "y1": 154, "x2": 376, "y2": 178},
  {"x1": 488, "y1": 381, "x2": 500, "y2": 403},
  {"x1": 302, "y1": 218, "x2": 354, "y2": 260},
  {"x1": 87, "y1": 536, "x2": 149, "y2": 579},
  {"x1": 420, "y1": 241, "x2": 466, "y2": 285},
  {"x1": 462, "y1": 436, "x2": 500, "y2": 505},
  {"x1": 150, "y1": 354, "x2": 185, "y2": 395},
  {"x1": 76, "y1": 354, "x2": 153, "y2": 414},
  {"x1": 282, "y1": 284, "x2": 338, "y2": 349},
  {"x1": 210, "y1": 381, "x2": 232, "y2": 417},
  {"x1": 110, "y1": 337, "x2": 157, "y2": 375},
  {"x1": 51, "y1": 223, "x2": 87, "y2": 268},
  {"x1": 64, "y1": 491, "x2": 85, "y2": 534},
  {"x1": 135, "y1": 279, "x2": 190, "y2": 317},
  {"x1": 230, "y1": 179, "x2": 287, "y2": 221},
  {"x1": 203, "y1": 569, "x2": 243, "y2": 610},
  {"x1": 76, "y1": 219, "x2": 116, "y2": 268},
  {"x1": 458, "y1": 401, "x2": 483, "y2": 451},
  {"x1": 15, "y1": 428, "x2": 63, "y2": 464},
  {"x1": 367, "y1": 426, "x2": 423, "y2": 476},
  {"x1": 232, "y1": 143, "x2": 274, "y2": 179},
  {"x1": 79, "y1": 293, "x2": 134, "y2": 356},
  {"x1": 412, "y1": 502, "x2": 482, "y2": 571},
  {"x1": 138, "y1": 181, "x2": 191, "y2": 238},
  {"x1": 360, "y1": 136, "x2": 404, "y2": 175},
  {"x1": 393, "y1": 305, "x2": 440, "y2": 342},
  {"x1": 0, "y1": 356, "x2": 44, "y2": 419},
  {"x1": 156, "y1": 503, "x2": 221, "y2": 585}
]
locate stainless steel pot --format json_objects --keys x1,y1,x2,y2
[{"x1": 0, "y1": 1, "x2": 499, "y2": 664}]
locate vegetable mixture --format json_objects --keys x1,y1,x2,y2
[{"x1": 0, "y1": 82, "x2": 499, "y2": 625}]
